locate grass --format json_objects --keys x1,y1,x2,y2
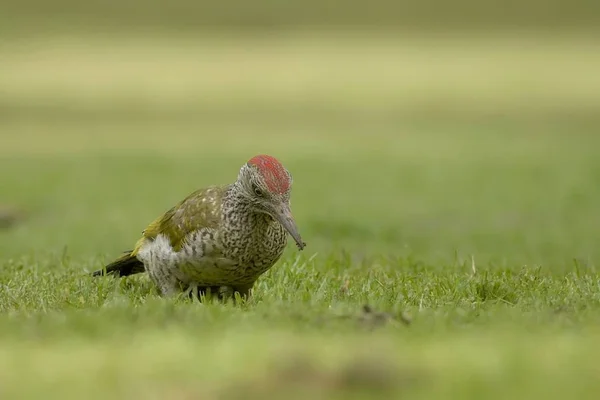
[{"x1": 1, "y1": 30, "x2": 600, "y2": 399}]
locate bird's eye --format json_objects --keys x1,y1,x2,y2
[{"x1": 252, "y1": 184, "x2": 263, "y2": 197}]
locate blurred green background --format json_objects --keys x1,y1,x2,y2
[
  {"x1": 2, "y1": 1, "x2": 599, "y2": 265},
  {"x1": 2, "y1": 0, "x2": 600, "y2": 31},
  {"x1": 1, "y1": 2, "x2": 600, "y2": 399}
]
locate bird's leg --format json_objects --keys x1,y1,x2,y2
[
  {"x1": 230, "y1": 284, "x2": 253, "y2": 302},
  {"x1": 217, "y1": 286, "x2": 239, "y2": 302},
  {"x1": 190, "y1": 285, "x2": 252, "y2": 303},
  {"x1": 183, "y1": 282, "x2": 200, "y2": 300},
  {"x1": 191, "y1": 286, "x2": 223, "y2": 302}
]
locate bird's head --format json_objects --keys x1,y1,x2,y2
[{"x1": 237, "y1": 154, "x2": 305, "y2": 250}]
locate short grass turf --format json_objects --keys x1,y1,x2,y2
[{"x1": 1, "y1": 32, "x2": 600, "y2": 399}]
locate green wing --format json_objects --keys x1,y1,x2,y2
[{"x1": 131, "y1": 185, "x2": 227, "y2": 255}]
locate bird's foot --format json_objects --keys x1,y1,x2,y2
[
  {"x1": 186, "y1": 285, "x2": 232, "y2": 302},
  {"x1": 186, "y1": 284, "x2": 250, "y2": 304}
]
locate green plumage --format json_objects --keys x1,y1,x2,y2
[
  {"x1": 134, "y1": 185, "x2": 226, "y2": 253},
  {"x1": 93, "y1": 185, "x2": 226, "y2": 278}
]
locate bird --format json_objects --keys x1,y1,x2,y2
[{"x1": 92, "y1": 154, "x2": 305, "y2": 300}]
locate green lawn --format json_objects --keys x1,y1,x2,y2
[{"x1": 1, "y1": 31, "x2": 600, "y2": 399}]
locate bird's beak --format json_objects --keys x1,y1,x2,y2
[{"x1": 273, "y1": 203, "x2": 305, "y2": 250}]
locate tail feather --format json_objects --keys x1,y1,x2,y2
[{"x1": 92, "y1": 252, "x2": 145, "y2": 277}]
